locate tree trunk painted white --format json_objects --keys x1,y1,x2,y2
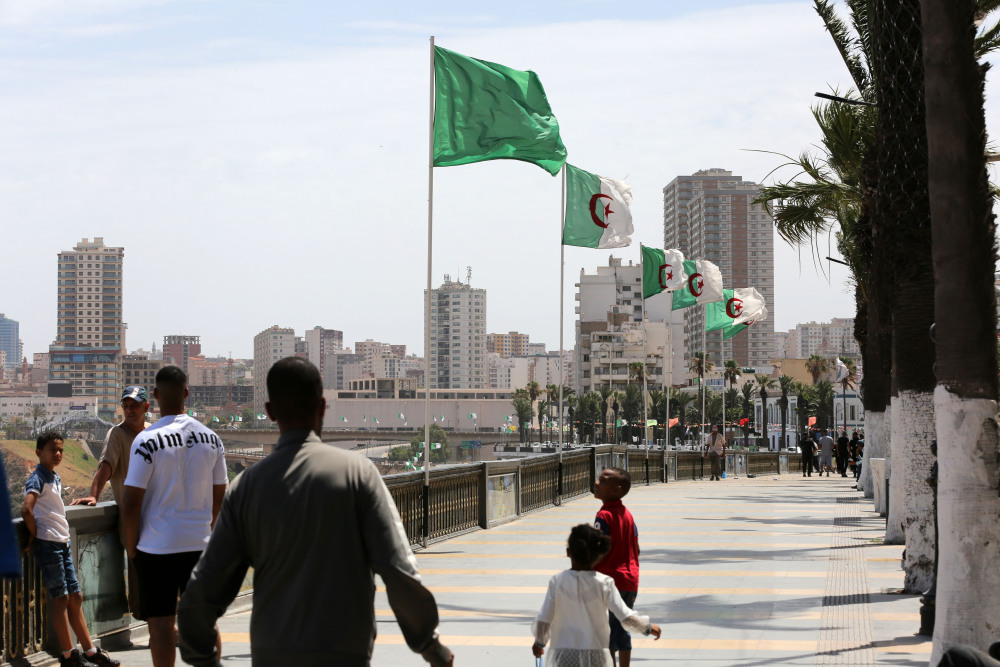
[
  {"x1": 859, "y1": 408, "x2": 888, "y2": 498},
  {"x1": 930, "y1": 386, "x2": 1000, "y2": 664},
  {"x1": 886, "y1": 396, "x2": 919, "y2": 546},
  {"x1": 891, "y1": 390, "x2": 936, "y2": 592}
]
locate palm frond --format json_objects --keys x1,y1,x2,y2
[
  {"x1": 814, "y1": 0, "x2": 871, "y2": 96},
  {"x1": 975, "y1": 18, "x2": 1000, "y2": 58}
]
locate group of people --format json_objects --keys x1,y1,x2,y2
[
  {"x1": 798, "y1": 429, "x2": 863, "y2": 478},
  {"x1": 24, "y1": 357, "x2": 661, "y2": 667}
]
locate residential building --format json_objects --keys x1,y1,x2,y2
[
  {"x1": 163, "y1": 336, "x2": 201, "y2": 374},
  {"x1": 487, "y1": 353, "x2": 531, "y2": 390},
  {"x1": 31, "y1": 353, "x2": 49, "y2": 386},
  {"x1": 187, "y1": 356, "x2": 229, "y2": 387},
  {"x1": 426, "y1": 274, "x2": 487, "y2": 389},
  {"x1": 188, "y1": 384, "x2": 253, "y2": 409},
  {"x1": 0, "y1": 314, "x2": 20, "y2": 372},
  {"x1": 786, "y1": 318, "x2": 860, "y2": 360},
  {"x1": 253, "y1": 326, "x2": 297, "y2": 417},
  {"x1": 355, "y1": 339, "x2": 407, "y2": 377},
  {"x1": 321, "y1": 349, "x2": 365, "y2": 390},
  {"x1": 663, "y1": 169, "x2": 776, "y2": 371},
  {"x1": 0, "y1": 394, "x2": 99, "y2": 421},
  {"x1": 486, "y1": 332, "x2": 529, "y2": 358},
  {"x1": 49, "y1": 237, "x2": 126, "y2": 420},
  {"x1": 574, "y1": 256, "x2": 684, "y2": 396},
  {"x1": 121, "y1": 353, "x2": 164, "y2": 407},
  {"x1": 305, "y1": 326, "x2": 343, "y2": 373}
]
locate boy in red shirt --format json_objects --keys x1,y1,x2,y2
[{"x1": 593, "y1": 467, "x2": 640, "y2": 667}]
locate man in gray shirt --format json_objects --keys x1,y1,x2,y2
[
  {"x1": 818, "y1": 429, "x2": 835, "y2": 477},
  {"x1": 176, "y1": 357, "x2": 453, "y2": 667}
]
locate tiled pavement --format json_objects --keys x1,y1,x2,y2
[{"x1": 102, "y1": 474, "x2": 929, "y2": 666}]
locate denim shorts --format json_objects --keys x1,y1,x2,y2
[
  {"x1": 609, "y1": 590, "x2": 638, "y2": 652},
  {"x1": 32, "y1": 539, "x2": 79, "y2": 600}
]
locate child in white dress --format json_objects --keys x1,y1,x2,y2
[{"x1": 531, "y1": 524, "x2": 661, "y2": 667}]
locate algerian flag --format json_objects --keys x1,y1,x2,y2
[
  {"x1": 646, "y1": 419, "x2": 657, "y2": 426},
  {"x1": 440, "y1": 414, "x2": 445, "y2": 421},
  {"x1": 340, "y1": 416, "x2": 349, "y2": 423},
  {"x1": 722, "y1": 305, "x2": 768, "y2": 339},
  {"x1": 363, "y1": 415, "x2": 367, "y2": 422},
  {"x1": 145, "y1": 412, "x2": 152, "y2": 419},
  {"x1": 432, "y1": 415, "x2": 438, "y2": 422},
  {"x1": 671, "y1": 259, "x2": 724, "y2": 310},
  {"x1": 641, "y1": 246, "x2": 686, "y2": 298},
  {"x1": 706, "y1": 288, "x2": 765, "y2": 331},
  {"x1": 372, "y1": 416, "x2": 379, "y2": 424},
  {"x1": 257, "y1": 413, "x2": 266, "y2": 420},
  {"x1": 212, "y1": 416, "x2": 220, "y2": 423},
  {"x1": 563, "y1": 164, "x2": 633, "y2": 248},
  {"x1": 431, "y1": 442, "x2": 442, "y2": 450},
  {"x1": 433, "y1": 46, "x2": 566, "y2": 176},
  {"x1": 468, "y1": 412, "x2": 477, "y2": 419},
  {"x1": 835, "y1": 357, "x2": 850, "y2": 383},
  {"x1": 398, "y1": 412, "x2": 405, "y2": 419}
]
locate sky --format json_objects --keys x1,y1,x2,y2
[{"x1": 2, "y1": 0, "x2": 997, "y2": 360}]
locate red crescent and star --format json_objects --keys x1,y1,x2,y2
[
  {"x1": 658, "y1": 263, "x2": 673, "y2": 289},
  {"x1": 688, "y1": 272, "x2": 704, "y2": 297},
  {"x1": 589, "y1": 194, "x2": 613, "y2": 228},
  {"x1": 726, "y1": 298, "x2": 743, "y2": 318}
]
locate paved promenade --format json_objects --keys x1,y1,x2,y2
[{"x1": 104, "y1": 474, "x2": 929, "y2": 666}]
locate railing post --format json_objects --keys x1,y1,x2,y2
[{"x1": 478, "y1": 462, "x2": 489, "y2": 529}]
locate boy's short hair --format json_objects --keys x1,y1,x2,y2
[
  {"x1": 266, "y1": 357, "x2": 323, "y2": 421},
  {"x1": 606, "y1": 467, "x2": 631, "y2": 495},
  {"x1": 36, "y1": 431, "x2": 64, "y2": 450},
  {"x1": 156, "y1": 365, "x2": 188, "y2": 388}
]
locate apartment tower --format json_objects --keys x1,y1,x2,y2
[{"x1": 425, "y1": 274, "x2": 486, "y2": 389}]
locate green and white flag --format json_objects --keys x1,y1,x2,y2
[
  {"x1": 563, "y1": 164, "x2": 633, "y2": 248},
  {"x1": 257, "y1": 413, "x2": 266, "y2": 420},
  {"x1": 722, "y1": 304, "x2": 768, "y2": 339},
  {"x1": 468, "y1": 412, "x2": 477, "y2": 419},
  {"x1": 340, "y1": 416, "x2": 349, "y2": 423},
  {"x1": 372, "y1": 416, "x2": 379, "y2": 424},
  {"x1": 671, "y1": 259, "x2": 724, "y2": 310},
  {"x1": 398, "y1": 412, "x2": 405, "y2": 419},
  {"x1": 212, "y1": 416, "x2": 220, "y2": 423},
  {"x1": 433, "y1": 46, "x2": 566, "y2": 176},
  {"x1": 706, "y1": 288, "x2": 766, "y2": 331},
  {"x1": 431, "y1": 442, "x2": 442, "y2": 450},
  {"x1": 641, "y1": 245, "x2": 686, "y2": 298}
]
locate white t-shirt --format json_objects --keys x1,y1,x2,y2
[
  {"x1": 24, "y1": 465, "x2": 70, "y2": 543},
  {"x1": 124, "y1": 414, "x2": 228, "y2": 555}
]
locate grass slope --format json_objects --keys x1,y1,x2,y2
[{"x1": 1, "y1": 439, "x2": 99, "y2": 496}]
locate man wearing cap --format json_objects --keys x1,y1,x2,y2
[{"x1": 72, "y1": 385, "x2": 151, "y2": 619}]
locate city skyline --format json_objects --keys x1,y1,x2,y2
[{"x1": 4, "y1": 2, "x2": 996, "y2": 361}]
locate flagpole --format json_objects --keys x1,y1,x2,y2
[
  {"x1": 721, "y1": 328, "x2": 725, "y2": 445},
  {"x1": 640, "y1": 265, "x2": 649, "y2": 450},
  {"x1": 422, "y1": 35, "x2": 435, "y2": 549},
  {"x1": 666, "y1": 304, "x2": 672, "y2": 450},
  {"x1": 701, "y1": 304, "x2": 706, "y2": 447},
  {"x1": 557, "y1": 164, "x2": 565, "y2": 502}
]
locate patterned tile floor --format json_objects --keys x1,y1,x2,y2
[{"x1": 99, "y1": 474, "x2": 928, "y2": 666}]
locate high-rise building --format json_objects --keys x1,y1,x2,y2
[
  {"x1": 163, "y1": 335, "x2": 202, "y2": 374},
  {"x1": 121, "y1": 353, "x2": 164, "y2": 406},
  {"x1": 786, "y1": 318, "x2": 859, "y2": 360},
  {"x1": 0, "y1": 314, "x2": 20, "y2": 372},
  {"x1": 253, "y1": 326, "x2": 297, "y2": 417},
  {"x1": 486, "y1": 332, "x2": 530, "y2": 358},
  {"x1": 49, "y1": 237, "x2": 125, "y2": 420},
  {"x1": 305, "y1": 327, "x2": 343, "y2": 373},
  {"x1": 321, "y1": 349, "x2": 365, "y2": 390},
  {"x1": 663, "y1": 169, "x2": 776, "y2": 370},
  {"x1": 574, "y1": 257, "x2": 682, "y2": 396},
  {"x1": 426, "y1": 274, "x2": 487, "y2": 389}
]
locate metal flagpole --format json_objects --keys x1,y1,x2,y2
[
  {"x1": 641, "y1": 278, "x2": 649, "y2": 448},
  {"x1": 701, "y1": 304, "x2": 706, "y2": 447},
  {"x1": 721, "y1": 328, "x2": 725, "y2": 442},
  {"x1": 557, "y1": 165, "x2": 566, "y2": 502},
  {"x1": 422, "y1": 35, "x2": 435, "y2": 548},
  {"x1": 665, "y1": 305, "x2": 671, "y2": 449}
]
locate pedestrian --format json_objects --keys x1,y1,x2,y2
[
  {"x1": 854, "y1": 438, "x2": 864, "y2": 481},
  {"x1": 836, "y1": 431, "x2": 850, "y2": 477},
  {"x1": 176, "y1": 357, "x2": 453, "y2": 667},
  {"x1": 21, "y1": 431, "x2": 120, "y2": 667},
  {"x1": 71, "y1": 385, "x2": 150, "y2": 619},
  {"x1": 817, "y1": 429, "x2": 835, "y2": 477},
  {"x1": 592, "y1": 467, "x2": 641, "y2": 667},
  {"x1": 800, "y1": 431, "x2": 817, "y2": 477},
  {"x1": 531, "y1": 524, "x2": 661, "y2": 666},
  {"x1": 122, "y1": 367, "x2": 228, "y2": 667},
  {"x1": 703, "y1": 424, "x2": 726, "y2": 481}
]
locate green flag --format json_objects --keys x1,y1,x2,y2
[
  {"x1": 671, "y1": 259, "x2": 724, "y2": 310},
  {"x1": 723, "y1": 322, "x2": 749, "y2": 339},
  {"x1": 706, "y1": 289, "x2": 737, "y2": 331},
  {"x1": 433, "y1": 46, "x2": 566, "y2": 175},
  {"x1": 563, "y1": 164, "x2": 633, "y2": 248},
  {"x1": 641, "y1": 245, "x2": 685, "y2": 298}
]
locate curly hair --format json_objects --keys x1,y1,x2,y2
[{"x1": 567, "y1": 524, "x2": 611, "y2": 567}]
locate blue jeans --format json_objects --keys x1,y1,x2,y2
[
  {"x1": 609, "y1": 590, "x2": 637, "y2": 652},
  {"x1": 32, "y1": 539, "x2": 79, "y2": 599}
]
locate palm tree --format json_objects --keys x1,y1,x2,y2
[
  {"x1": 537, "y1": 400, "x2": 550, "y2": 443},
  {"x1": 724, "y1": 387, "x2": 741, "y2": 430},
  {"x1": 649, "y1": 390, "x2": 667, "y2": 444},
  {"x1": 611, "y1": 391, "x2": 622, "y2": 443},
  {"x1": 804, "y1": 355, "x2": 829, "y2": 385},
  {"x1": 545, "y1": 383, "x2": 560, "y2": 436},
  {"x1": 777, "y1": 375, "x2": 795, "y2": 449},
  {"x1": 598, "y1": 385, "x2": 614, "y2": 443},
  {"x1": 28, "y1": 404, "x2": 48, "y2": 437},
  {"x1": 835, "y1": 358, "x2": 857, "y2": 432},
  {"x1": 923, "y1": 0, "x2": 1000, "y2": 655},
  {"x1": 689, "y1": 351, "x2": 713, "y2": 381},
  {"x1": 621, "y1": 384, "x2": 643, "y2": 444},
  {"x1": 740, "y1": 381, "x2": 756, "y2": 442},
  {"x1": 815, "y1": 381, "x2": 834, "y2": 430},
  {"x1": 672, "y1": 391, "x2": 695, "y2": 443},
  {"x1": 511, "y1": 396, "x2": 533, "y2": 444},
  {"x1": 581, "y1": 392, "x2": 603, "y2": 444},
  {"x1": 628, "y1": 362, "x2": 646, "y2": 385},
  {"x1": 723, "y1": 359, "x2": 741, "y2": 390},
  {"x1": 794, "y1": 381, "x2": 816, "y2": 434},
  {"x1": 566, "y1": 394, "x2": 578, "y2": 444},
  {"x1": 754, "y1": 374, "x2": 776, "y2": 448}
]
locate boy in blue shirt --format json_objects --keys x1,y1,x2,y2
[{"x1": 21, "y1": 431, "x2": 119, "y2": 667}]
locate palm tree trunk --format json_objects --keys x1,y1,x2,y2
[
  {"x1": 922, "y1": 0, "x2": 1000, "y2": 658},
  {"x1": 868, "y1": 4, "x2": 937, "y2": 589}
]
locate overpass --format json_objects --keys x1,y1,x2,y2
[{"x1": 221, "y1": 428, "x2": 519, "y2": 448}]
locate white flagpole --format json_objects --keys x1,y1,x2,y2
[
  {"x1": 641, "y1": 272, "x2": 649, "y2": 449},
  {"x1": 665, "y1": 304, "x2": 672, "y2": 449},
  {"x1": 721, "y1": 328, "x2": 725, "y2": 442},
  {"x1": 423, "y1": 35, "x2": 435, "y2": 548},
  {"x1": 701, "y1": 304, "x2": 706, "y2": 445}
]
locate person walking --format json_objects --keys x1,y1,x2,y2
[
  {"x1": 531, "y1": 524, "x2": 661, "y2": 666},
  {"x1": 72, "y1": 385, "x2": 150, "y2": 619},
  {"x1": 800, "y1": 431, "x2": 817, "y2": 477},
  {"x1": 836, "y1": 431, "x2": 850, "y2": 477},
  {"x1": 703, "y1": 425, "x2": 726, "y2": 481},
  {"x1": 176, "y1": 357, "x2": 453, "y2": 667},
  {"x1": 817, "y1": 429, "x2": 835, "y2": 477},
  {"x1": 122, "y1": 367, "x2": 228, "y2": 667}
]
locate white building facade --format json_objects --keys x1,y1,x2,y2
[
  {"x1": 253, "y1": 325, "x2": 297, "y2": 417},
  {"x1": 426, "y1": 275, "x2": 487, "y2": 389}
]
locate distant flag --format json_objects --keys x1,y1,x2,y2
[
  {"x1": 433, "y1": 415, "x2": 438, "y2": 422},
  {"x1": 145, "y1": 412, "x2": 152, "y2": 420},
  {"x1": 668, "y1": 418, "x2": 679, "y2": 427},
  {"x1": 212, "y1": 416, "x2": 220, "y2": 423},
  {"x1": 372, "y1": 416, "x2": 379, "y2": 425},
  {"x1": 835, "y1": 357, "x2": 850, "y2": 383},
  {"x1": 398, "y1": 412, "x2": 405, "y2": 419},
  {"x1": 340, "y1": 416, "x2": 349, "y2": 423},
  {"x1": 641, "y1": 245, "x2": 686, "y2": 298},
  {"x1": 808, "y1": 416, "x2": 817, "y2": 426},
  {"x1": 257, "y1": 413, "x2": 266, "y2": 421},
  {"x1": 431, "y1": 442, "x2": 442, "y2": 450},
  {"x1": 722, "y1": 305, "x2": 768, "y2": 340},
  {"x1": 440, "y1": 414, "x2": 445, "y2": 421},
  {"x1": 646, "y1": 419, "x2": 657, "y2": 426},
  {"x1": 671, "y1": 259, "x2": 724, "y2": 310},
  {"x1": 562, "y1": 164, "x2": 633, "y2": 249},
  {"x1": 468, "y1": 412, "x2": 477, "y2": 419},
  {"x1": 706, "y1": 288, "x2": 766, "y2": 331},
  {"x1": 433, "y1": 45, "x2": 566, "y2": 175},
  {"x1": 363, "y1": 415, "x2": 367, "y2": 423}
]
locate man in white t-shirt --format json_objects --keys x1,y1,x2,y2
[{"x1": 122, "y1": 366, "x2": 227, "y2": 667}]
